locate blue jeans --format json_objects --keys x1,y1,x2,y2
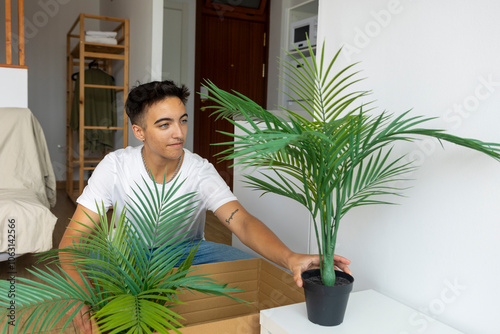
[
  {"x1": 87, "y1": 240, "x2": 254, "y2": 276},
  {"x1": 176, "y1": 239, "x2": 254, "y2": 265}
]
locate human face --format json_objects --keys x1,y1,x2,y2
[{"x1": 135, "y1": 97, "x2": 188, "y2": 161}]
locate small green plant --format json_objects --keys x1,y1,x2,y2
[
  {"x1": 0, "y1": 176, "x2": 243, "y2": 334},
  {"x1": 202, "y1": 42, "x2": 500, "y2": 287}
]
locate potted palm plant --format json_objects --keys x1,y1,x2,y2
[
  {"x1": 201, "y1": 42, "x2": 500, "y2": 326},
  {"x1": 0, "y1": 176, "x2": 244, "y2": 334}
]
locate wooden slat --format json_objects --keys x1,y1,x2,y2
[
  {"x1": 84, "y1": 51, "x2": 125, "y2": 60},
  {"x1": 83, "y1": 125, "x2": 125, "y2": 130},
  {"x1": 3, "y1": 0, "x2": 25, "y2": 66},
  {"x1": 0, "y1": 64, "x2": 27, "y2": 68},
  {"x1": 167, "y1": 314, "x2": 260, "y2": 334},
  {"x1": 83, "y1": 83, "x2": 125, "y2": 90},
  {"x1": 78, "y1": 13, "x2": 85, "y2": 195},
  {"x1": 178, "y1": 303, "x2": 257, "y2": 327},
  {"x1": 173, "y1": 290, "x2": 258, "y2": 314},
  {"x1": 71, "y1": 42, "x2": 125, "y2": 58},
  {"x1": 165, "y1": 259, "x2": 302, "y2": 333},
  {"x1": 67, "y1": 16, "x2": 81, "y2": 37},
  {"x1": 82, "y1": 13, "x2": 126, "y2": 23},
  {"x1": 18, "y1": 0, "x2": 24, "y2": 66},
  {"x1": 5, "y1": 0, "x2": 12, "y2": 65}
]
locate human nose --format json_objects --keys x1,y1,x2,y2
[{"x1": 171, "y1": 121, "x2": 183, "y2": 138}]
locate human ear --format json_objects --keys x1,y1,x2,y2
[{"x1": 132, "y1": 124, "x2": 145, "y2": 142}]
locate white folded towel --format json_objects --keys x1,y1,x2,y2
[
  {"x1": 85, "y1": 35, "x2": 118, "y2": 45},
  {"x1": 86, "y1": 31, "x2": 117, "y2": 38}
]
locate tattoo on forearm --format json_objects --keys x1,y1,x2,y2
[{"x1": 225, "y1": 209, "x2": 239, "y2": 225}]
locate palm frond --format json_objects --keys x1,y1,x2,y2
[
  {"x1": 1, "y1": 174, "x2": 245, "y2": 333},
  {"x1": 0, "y1": 266, "x2": 96, "y2": 334},
  {"x1": 203, "y1": 42, "x2": 500, "y2": 286}
]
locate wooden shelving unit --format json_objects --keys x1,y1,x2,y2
[{"x1": 65, "y1": 14, "x2": 129, "y2": 202}]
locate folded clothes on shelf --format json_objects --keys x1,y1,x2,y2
[
  {"x1": 85, "y1": 30, "x2": 117, "y2": 38},
  {"x1": 85, "y1": 35, "x2": 118, "y2": 45}
]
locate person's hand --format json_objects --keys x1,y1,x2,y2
[
  {"x1": 333, "y1": 254, "x2": 352, "y2": 275},
  {"x1": 288, "y1": 253, "x2": 352, "y2": 288},
  {"x1": 70, "y1": 303, "x2": 96, "y2": 334}
]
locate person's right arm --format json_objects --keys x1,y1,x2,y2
[{"x1": 59, "y1": 204, "x2": 100, "y2": 334}]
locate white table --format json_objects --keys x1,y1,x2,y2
[{"x1": 260, "y1": 289, "x2": 463, "y2": 334}]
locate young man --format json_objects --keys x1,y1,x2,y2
[{"x1": 60, "y1": 80, "x2": 351, "y2": 333}]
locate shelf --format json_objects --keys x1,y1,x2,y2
[
  {"x1": 65, "y1": 13, "x2": 129, "y2": 200},
  {"x1": 83, "y1": 83, "x2": 126, "y2": 91},
  {"x1": 71, "y1": 42, "x2": 125, "y2": 58},
  {"x1": 280, "y1": 0, "x2": 318, "y2": 114},
  {"x1": 289, "y1": 0, "x2": 318, "y2": 19},
  {"x1": 285, "y1": 46, "x2": 316, "y2": 58}
]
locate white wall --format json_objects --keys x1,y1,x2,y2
[
  {"x1": 267, "y1": 0, "x2": 311, "y2": 111},
  {"x1": 266, "y1": 0, "x2": 286, "y2": 110},
  {"x1": 22, "y1": 0, "x2": 100, "y2": 181},
  {"x1": 232, "y1": 122, "x2": 312, "y2": 258},
  {"x1": 11, "y1": 0, "x2": 162, "y2": 181},
  {"x1": 10, "y1": 0, "x2": 287, "y2": 180},
  {"x1": 0, "y1": 68, "x2": 27, "y2": 108},
  {"x1": 100, "y1": 0, "x2": 164, "y2": 148},
  {"x1": 161, "y1": 0, "x2": 196, "y2": 152},
  {"x1": 101, "y1": 0, "x2": 196, "y2": 152},
  {"x1": 317, "y1": 1, "x2": 500, "y2": 333}
]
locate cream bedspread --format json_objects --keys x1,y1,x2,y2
[{"x1": 0, "y1": 107, "x2": 57, "y2": 257}]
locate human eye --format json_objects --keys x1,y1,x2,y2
[{"x1": 159, "y1": 122, "x2": 169, "y2": 128}]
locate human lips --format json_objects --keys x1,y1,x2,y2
[{"x1": 168, "y1": 141, "x2": 183, "y2": 147}]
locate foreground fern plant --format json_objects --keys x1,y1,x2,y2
[
  {"x1": 202, "y1": 42, "x2": 500, "y2": 287},
  {"x1": 0, "y1": 176, "x2": 243, "y2": 334}
]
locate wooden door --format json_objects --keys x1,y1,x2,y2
[{"x1": 194, "y1": 1, "x2": 269, "y2": 189}]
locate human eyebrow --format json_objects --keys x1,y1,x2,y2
[
  {"x1": 154, "y1": 114, "x2": 188, "y2": 124},
  {"x1": 154, "y1": 117, "x2": 173, "y2": 125}
]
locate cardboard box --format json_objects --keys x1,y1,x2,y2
[{"x1": 169, "y1": 258, "x2": 305, "y2": 334}]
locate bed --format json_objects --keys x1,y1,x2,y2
[{"x1": 0, "y1": 107, "x2": 57, "y2": 261}]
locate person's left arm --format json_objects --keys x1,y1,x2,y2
[{"x1": 214, "y1": 200, "x2": 351, "y2": 287}]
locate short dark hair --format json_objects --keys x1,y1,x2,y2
[{"x1": 125, "y1": 80, "x2": 190, "y2": 126}]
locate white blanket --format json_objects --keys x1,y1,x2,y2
[
  {"x1": 0, "y1": 108, "x2": 57, "y2": 257},
  {"x1": 0, "y1": 189, "x2": 57, "y2": 255},
  {"x1": 0, "y1": 108, "x2": 56, "y2": 207},
  {"x1": 84, "y1": 36, "x2": 118, "y2": 45},
  {"x1": 86, "y1": 30, "x2": 117, "y2": 38}
]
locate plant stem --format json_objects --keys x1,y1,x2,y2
[
  {"x1": 320, "y1": 188, "x2": 337, "y2": 287},
  {"x1": 322, "y1": 249, "x2": 336, "y2": 286}
]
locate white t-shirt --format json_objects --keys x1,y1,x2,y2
[{"x1": 76, "y1": 146, "x2": 237, "y2": 240}]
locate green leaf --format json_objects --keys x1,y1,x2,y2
[
  {"x1": 0, "y1": 171, "x2": 246, "y2": 333},
  {"x1": 202, "y1": 42, "x2": 500, "y2": 286}
]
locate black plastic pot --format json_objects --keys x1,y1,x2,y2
[{"x1": 301, "y1": 269, "x2": 354, "y2": 326}]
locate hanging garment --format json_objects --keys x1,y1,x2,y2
[{"x1": 71, "y1": 68, "x2": 117, "y2": 153}]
